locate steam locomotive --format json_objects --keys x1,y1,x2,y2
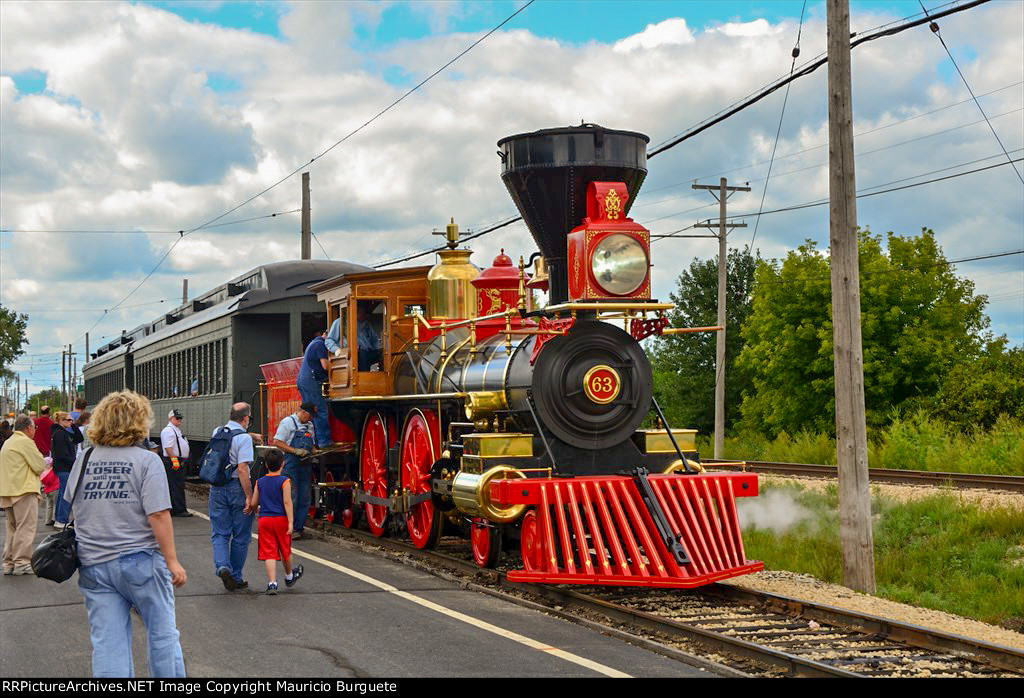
[{"x1": 262, "y1": 125, "x2": 763, "y2": 588}]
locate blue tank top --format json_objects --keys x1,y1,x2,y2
[{"x1": 257, "y1": 474, "x2": 288, "y2": 518}]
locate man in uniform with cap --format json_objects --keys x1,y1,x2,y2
[
  {"x1": 272, "y1": 402, "x2": 317, "y2": 539},
  {"x1": 161, "y1": 409, "x2": 192, "y2": 517}
]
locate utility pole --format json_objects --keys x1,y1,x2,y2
[
  {"x1": 62, "y1": 348, "x2": 67, "y2": 411},
  {"x1": 183, "y1": 279, "x2": 189, "y2": 305},
  {"x1": 693, "y1": 178, "x2": 750, "y2": 459},
  {"x1": 301, "y1": 172, "x2": 312, "y2": 260},
  {"x1": 828, "y1": 0, "x2": 875, "y2": 593}
]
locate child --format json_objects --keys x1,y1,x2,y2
[{"x1": 251, "y1": 449, "x2": 304, "y2": 594}]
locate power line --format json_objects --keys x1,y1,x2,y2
[
  {"x1": 634, "y1": 88, "x2": 1023, "y2": 207},
  {"x1": 372, "y1": 215, "x2": 523, "y2": 268},
  {"x1": 0, "y1": 209, "x2": 301, "y2": 235},
  {"x1": 651, "y1": 155, "x2": 1024, "y2": 238},
  {"x1": 174, "y1": 1, "x2": 536, "y2": 240},
  {"x1": 13, "y1": 299, "x2": 177, "y2": 313},
  {"x1": 49, "y1": 2, "x2": 535, "y2": 347},
  {"x1": 371, "y1": 0, "x2": 1000, "y2": 261},
  {"x1": 758, "y1": 249, "x2": 1024, "y2": 285},
  {"x1": 749, "y1": 0, "x2": 806, "y2": 251},
  {"x1": 641, "y1": 111, "x2": 1023, "y2": 225},
  {"x1": 646, "y1": 0, "x2": 992, "y2": 159},
  {"x1": 918, "y1": 1, "x2": 1024, "y2": 184}
]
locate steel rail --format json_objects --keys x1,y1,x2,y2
[
  {"x1": 185, "y1": 481, "x2": 1023, "y2": 676},
  {"x1": 702, "y1": 585, "x2": 1024, "y2": 674},
  {"x1": 702, "y1": 460, "x2": 1024, "y2": 493},
  {"x1": 306, "y1": 516, "x2": 1024, "y2": 677}
]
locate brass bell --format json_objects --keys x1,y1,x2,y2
[{"x1": 526, "y1": 255, "x2": 549, "y2": 291}]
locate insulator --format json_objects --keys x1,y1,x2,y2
[
  {"x1": 929, "y1": 21, "x2": 939, "y2": 33},
  {"x1": 791, "y1": 46, "x2": 800, "y2": 59}
]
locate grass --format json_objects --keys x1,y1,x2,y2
[
  {"x1": 704, "y1": 413, "x2": 1024, "y2": 476},
  {"x1": 740, "y1": 482, "x2": 1024, "y2": 628}
]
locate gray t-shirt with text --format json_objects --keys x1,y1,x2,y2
[{"x1": 63, "y1": 445, "x2": 171, "y2": 566}]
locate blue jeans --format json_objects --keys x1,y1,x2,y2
[
  {"x1": 283, "y1": 461, "x2": 312, "y2": 532},
  {"x1": 77, "y1": 550, "x2": 185, "y2": 677},
  {"x1": 55, "y1": 470, "x2": 71, "y2": 524},
  {"x1": 296, "y1": 372, "x2": 332, "y2": 448},
  {"x1": 209, "y1": 479, "x2": 253, "y2": 581}
]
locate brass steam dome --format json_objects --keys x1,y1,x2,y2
[{"x1": 427, "y1": 218, "x2": 480, "y2": 319}]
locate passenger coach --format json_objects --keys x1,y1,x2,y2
[{"x1": 83, "y1": 259, "x2": 371, "y2": 453}]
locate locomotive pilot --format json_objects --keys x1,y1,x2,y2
[{"x1": 272, "y1": 402, "x2": 317, "y2": 540}]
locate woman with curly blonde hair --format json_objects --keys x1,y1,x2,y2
[{"x1": 63, "y1": 390, "x2": 187, "y2": 677}]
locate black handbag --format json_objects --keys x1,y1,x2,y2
[{"x1": 31, "y1": 447, "x2": 93, "y2": 583}]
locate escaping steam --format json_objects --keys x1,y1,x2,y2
[{"x1": 737, "y1": 488, "x2": 814, "y2": 535}]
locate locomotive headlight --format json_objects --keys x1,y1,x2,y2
[{"x1": 590, "y1": 234, "x2": 648, "y2": 296}]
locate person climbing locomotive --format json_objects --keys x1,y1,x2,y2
[
  {"x1": 271, "y1": 402, "x2": 317, "y2": 539},
  {"x1": 295, "y1": 331, "x2": 332, "y2": 451}
]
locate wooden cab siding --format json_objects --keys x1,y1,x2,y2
[{"x1": 311, "y1": 266, "x2": 432, "y2": 399}]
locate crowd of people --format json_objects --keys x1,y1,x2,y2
[
  {"x1": 0, "y1": 324, "x2": 358, "y2": 678},
  {"x1": 0, "y1": 390, "x2": 318, "y2": 678}
]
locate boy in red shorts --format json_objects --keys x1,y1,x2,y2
[{"x1": 251, "y1": 449, "x2": 304, "y2": 594}]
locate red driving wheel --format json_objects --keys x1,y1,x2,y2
[
  {"x1": 360, "y1": 411, "x2": 393, "y2": 537},
  {"x1": 400, "y1": 410, "x2": 441, "y2": 550},
  {"x1": 471, "y1": 518, "x2": 502, "y2": 568},
  {"x1": 520, "y1": 509, "x2": 546, "y2": 573}
]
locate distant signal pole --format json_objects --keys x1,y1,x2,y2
[
  {"x1": 693, "y1": 178, "x2": 749, "y2": 459},
  {"x1": 827, "y1": 0, "x2": 875, "y2": 593}
]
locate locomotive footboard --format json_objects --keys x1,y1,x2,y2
[{"x1": 491, "y1": 471, "x2": 763, "y2": 588}]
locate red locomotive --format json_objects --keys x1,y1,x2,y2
[{"x1": 261, "y1": 125, "x2": 763, "y2": 588}]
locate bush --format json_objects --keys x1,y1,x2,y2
[{"x1": 707, "y1": 411, "x2": 1023, "y2": 476}]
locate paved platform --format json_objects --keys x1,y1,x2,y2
[{"x1": 0, "y1": 495, "x2": 714, "y2": 678}]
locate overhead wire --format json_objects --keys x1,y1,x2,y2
[
  {"x1": 44, "y1": 1, "x2": 536, "y2": 348},
  {"x1": 645, "y1": 0, "x2": 992, "y2": 159},
  {"x1": 0, "y1": 209, "x2": 302, "y2": 235},
  {"x1": 757, "y1": 249, "x2": 1024, "y2": 285},
  {"x1": 634, "y1": 83, "x2": 1023, "y2": 206},
  {"x1": 641, "y1": 110, "x2": 1023, "y2": 225},
  {"x1": 373, "y1": 0, "x2": 1000, "y2": 264},
  {"x1": 652, "y1": 155, "x2": 1024, "y2": 238},
  {"x1": 918, "y1": 1, "x2": 1024, "y2": 184},
  {"x1": 748, "y1": 0, "x2": 807, "y2": 252}
]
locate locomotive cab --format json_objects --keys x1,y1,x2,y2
[{"x1": 310, "y1": 266, "x2": 431, "y2": 398}]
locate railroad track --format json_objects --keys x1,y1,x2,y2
[
  {"x1": 702, "y1": 460, "x2": 1024, "y2": 493},
  {"x1": 185, "y1": 481, "x2": 1023, "y2": 676},
  {"x1": 316, "y1": 521, "x2": 1024, "y2": 678}
]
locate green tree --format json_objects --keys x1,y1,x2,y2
[
  {"x1": 737, "y1": 228, "x2": 989, "y2": 436},
  {"x1": 23, "y1": 387, "x2": 63, "y2": 415},
  {"x1": 0, "y1": 305, "x2": 29, "y2": 372},
  {"x1": 928, "y1": 338, "x2": 1024, "y2": 429},
  {"x1": 649, "y1": 246, "x2": 758, "y2": 434}
]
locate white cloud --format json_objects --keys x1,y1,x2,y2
[{"x1": 613, "y1": 18, "x2": 695, "y2": 53}]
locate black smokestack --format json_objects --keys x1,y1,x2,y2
[{"x1": 497, "y1": 125, "x2": 649, "y2": 305}]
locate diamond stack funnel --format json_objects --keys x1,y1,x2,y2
[{"x1": 497, "y1": 125, "x2": 649, "y2": 305}]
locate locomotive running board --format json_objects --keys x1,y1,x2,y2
[{"x1": 491, "y1": 472, "x2": 764, "y2": 588}]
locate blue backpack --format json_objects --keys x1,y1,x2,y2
[{"x1": 198, "y1": 427, "x2": 245, "y2": 486}]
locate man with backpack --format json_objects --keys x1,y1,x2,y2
[{"x1": 205, "y1": 403, "x2": 260, "y2": 591}]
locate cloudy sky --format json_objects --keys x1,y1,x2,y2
[{"x1": 2, "y1": 0, "x2": 1022, "y2": 394}]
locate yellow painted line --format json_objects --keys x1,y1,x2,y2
[{"x1": 188, "y1": 509, "x2": 631, "y2": 678}]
